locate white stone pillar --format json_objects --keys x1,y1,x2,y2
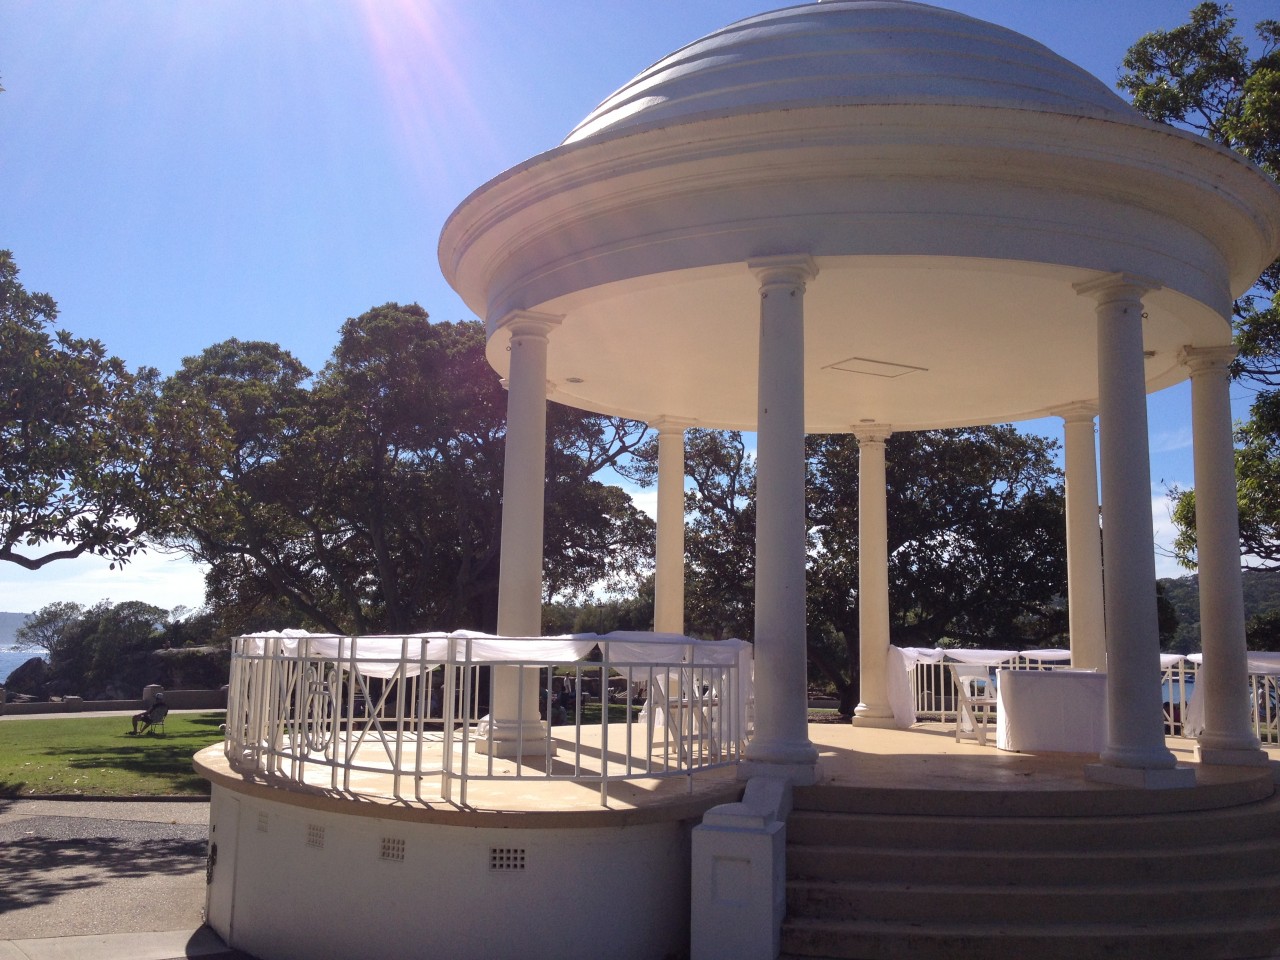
[
  {"x1": 1075, "y1": 274, "x2": 1192, "y2": 787},
  {"x1": 1056, "y1": 403, "x2": 1107, "y2": 671},
  {"x1": 743, "y1": 255, "x2": 819, "y2": 784},
  {"x1": 851, "y1": 426, "x2": 896, "y2": 727},
  {"x1": 486, "y1": 310, "x2": 561, "y2": 757},
  {"x1": 1180, "y1": 345, "x2": 1268, "y2": 766},
  {"x1": 653, "y1": 418, "x2": 691, "y2": 635}
]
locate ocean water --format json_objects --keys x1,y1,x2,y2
[{"x1": 1, "y1": 647, "x2": 47, "y2": 685}]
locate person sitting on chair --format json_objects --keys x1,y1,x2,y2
[{"x1": 129, "y1": 693, "x2": 168, "y2": 735}]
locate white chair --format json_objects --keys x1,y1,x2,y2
[{"x1": 950, "y1": 664, "x2": 997, "y2": 746}]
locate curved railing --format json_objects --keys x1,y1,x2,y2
[{"x1": 224, "y1": 630, "x2": 752, "y2": 806}]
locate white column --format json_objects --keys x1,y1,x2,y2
[
  {"x1": 1180, "y1": 346, "x2": 1268, "y2": 766},
  {"x1": 485, "y1": 310, "x2": 561, "y2": 757},
  {"x1": 851, "y1": 426, "x2": 896, "y2": 727},
  {"x1": 653, "y1": 418, "x2": 691, "y2": 635},
  {"x1": 1075, "y1": 274, "x2": 1192, "y2": 787},
  {"x1": 1056, "y1": 403, "x2": 1107, "y2": 671},
  {"x1": 743, "y1": 255, "x2": 819, "y2": 784}
]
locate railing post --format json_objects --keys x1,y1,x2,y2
[{"x1": 692, "y1": 776, "x2": 793, "y2": 960}]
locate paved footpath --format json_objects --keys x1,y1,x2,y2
[{"x1": 0, "y1": 706, "x2": 253, "y2": 959}]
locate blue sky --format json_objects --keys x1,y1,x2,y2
[{"x1": 2, "y1": 0, "x2": 1275, "y2": 614}]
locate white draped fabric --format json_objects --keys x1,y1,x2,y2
[
  {"x1": 1183, "y1": 652, "x2": 1280, "y2": 737},
  {"x1": 886, "y1": 647, "x2": 1076, "y2": 729}
]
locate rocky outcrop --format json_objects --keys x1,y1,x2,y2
[{"x1": 4, "y1": 656, "x2": 48, "y2": 698}]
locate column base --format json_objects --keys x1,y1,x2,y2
[
  {"x1": 1084, "y1": 762, "x2": 1197, "y2": 789},
  {"x1": 474, "y1": 719, "x2": 551, "y2": 759},
  {"x1": 741, "y1": 736, "x2": 820, "y2": 785},
  {"x1": 1195, "y1": 744, "x2": 1271, "y2": 767},
  {"x1": 850, "y1": 714, "x2": 899, "y2": 729},
  {"x1": 737, "y1": 758, "x2": 820, "y2": 787}
]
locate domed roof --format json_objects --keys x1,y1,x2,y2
[{"x1": 565, "y1": 0, "x2": 1139, "y2": 145}]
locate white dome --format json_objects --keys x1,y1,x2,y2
[
  {"x1": 442, "y1": 0, "x2": 1280, "y2": 432},
  {"x1": 565, "y1": 0, "x2": 1138, "y2": 145}
]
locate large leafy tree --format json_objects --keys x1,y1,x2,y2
[
  {"x1": 1119, "y1": 4, "x2": 1280, "y2": 567},
  {"x1": 145, "y1": 306, "x2": 652, "y2": 634},
  {"x1": 1, "y1": 251, "x2": 154, "y2": 570}
]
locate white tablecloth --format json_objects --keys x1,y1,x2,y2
[{"x1": 996, "y1": 669, "x2": 1107, "y2": 753}]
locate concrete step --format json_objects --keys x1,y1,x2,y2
[
  {"x1": 782, "y1": 784, "x2": 1280, "y2": 960},
  {"x1": 787, "y1": 837, "x2": 1280, "y2": 884},
  {"x1": 786, "y1": 875, "x2": 1280, "y2": 925},
  {"x1": 778, "y1": 915, "x2": 1280, "y2": 960},
  {"x1": 787, "y1": 788, "x2": 1280, "y2": 851},
  {"x1": 792, "y1": 770, "x2": 1275, "y2": 818}
]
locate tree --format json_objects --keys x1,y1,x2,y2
[
  {"x1": 146, "y1": 307, "x2": 652, "y2": 634},
  {"x1": 1120, "y1": 5, "x2": 1280, "y2": 566},
  {"x1": 1, "y1": 251, "x2": 154, "y2": 569},
  {"x1": 17, "y1": 599, "x2": 169, "y2": 698},
  {"x1": 622, "y1": 429, "x2": 758, "y2": 640},
  {"x1": 807, "y1": 428, "x2": 1068, "y2": 712},
  {"x1": 648, "y1": 427, "x2": 1068, "y2": 714}
]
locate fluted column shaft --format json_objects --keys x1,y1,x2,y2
[
  {"x1": 1181, "y1": 346, "x2": 1267, "y2": 765},
  {"x1": 488, "y1": 311, "x2": 560, "y2": 753},
  {"x1": 852, "y1": 427, "x2": 896, "y2": 727},
  {"x1": 743, "y1": 255, "x2": 819, "y2": 783},
  {"x1": 1077, "y1": 274, "x2": 1191, "y2": 787},
  {"x1": 653, "y1": 419, "x2": 689, "y2": 634},
  {"x1": 1058, "y1": 404, "x2": 1107, "y2": 671}
]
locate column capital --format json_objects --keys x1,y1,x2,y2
[
  {"x1": 494, "y1": 309, "x2": 564, "y2": 340},
  {"x1": 1073, "y1": 272, "x2": 1161, "y2": 305},
  {"x1": 853, "y1": 424, "x2": 893, "y2": 444},
  {"x1": 651, "y1": 415, "x2": 696, "y2": 434},
  {"x1": 1178, "y1": 344, "x2": 1237, "y2": 375},
  {"x1": 1051, "y1": 401, "x2": 1098, "y2": 423},
  {"x1": 748, "y1": 255, "x2": 818, "y2": 291}
]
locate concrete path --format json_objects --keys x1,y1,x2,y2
[{"x1": 0, "y1": 800, "x2": 251, "y2": 959}]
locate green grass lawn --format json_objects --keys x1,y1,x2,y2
[{"x1": 0, "y1": 712, "x2": 226, "y2": 797}]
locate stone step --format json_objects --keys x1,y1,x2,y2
[
  {"x1": 787, "y1": 837, "x2": 1280, "y2": 884},
  {"x1": 778, "y1": 915, "x2": 1280, "y2": 960},
  {"x1": 791, "y1": 771, "x2": 1275, "y2": 819},
  {"x1": 786, "y1": 875, "x2": 1280, "y2": 925},
  {"x1": 787, "y1": 790, "x2": 1280, "y2": 851}
]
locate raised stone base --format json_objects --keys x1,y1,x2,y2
[
  {"x1": 850, "y1": 715, "x2": 899, "y2": 729},
  {"x1": 1196, "y1": 744, "x2": 1272, "y2": 767},
  {"x1": 738, "y1": 759, "x2": 820, "y2": 786},
  {"x1": 475, "y1": 736, "x2": 555, "y2": 760},
  {"x1": 1084, "y1": 762, "x2": 1197, "y2": 789}
]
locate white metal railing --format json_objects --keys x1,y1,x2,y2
[
  {"x1": 224, "y1": 632, "x2": 749, "y2": 806},
  {"x1": 907, "y1": 650, "x2": 1279, "y2": 745},
  {"x1": 909, "y1": 651, "x2": 1075, "y2": 722}
]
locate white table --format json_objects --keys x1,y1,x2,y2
[{"x1": 996, "y1": 669, "x2": 1107, "y2": 753}]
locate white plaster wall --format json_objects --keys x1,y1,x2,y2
[{"x1": 207, "y1": 785, "x2": 693, "y2": 960}]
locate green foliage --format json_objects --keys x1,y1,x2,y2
[
  {"x1": 145, "y1": 307, "x2": 652, "y2": 634},
  {"x1": 14, "y1": 600, "x2": 223, "y2": 698},
  {"x1": 1158, "y1": 568, "x2": 1280, "y2": 650},
  {"x1": 1121, "y1": 5, "x2": 1280, "y2": 567},
  {"x1": 644, "y1": 427, "x2": 1069, "y2": 713},
  {"x1": 0, "y1": 712, "x2": 225, "y2": 797},
  {"x1": 1120, "y1": 2, "x2": 1280, "y2": 178},
  {"x1": 0, "y1": 250, "x2": 154, "y2": 570}
]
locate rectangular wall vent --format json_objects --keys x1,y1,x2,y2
[
  {"x1": 306, "y1": 824, "x2": 325, "y2": 849},
  {"x1": 380, "y1": 837, "x2": 406, "y2": 862},
  {"x1": 257, "y1": 812, "x2": 269, "y2": 833},
  {"x1": 489, "y1": 847, "x2": 526, "y2": 872}
]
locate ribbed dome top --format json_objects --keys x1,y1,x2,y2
[{"x1": 564, "y1": 0, "x2": 1139, "y2": 145}]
